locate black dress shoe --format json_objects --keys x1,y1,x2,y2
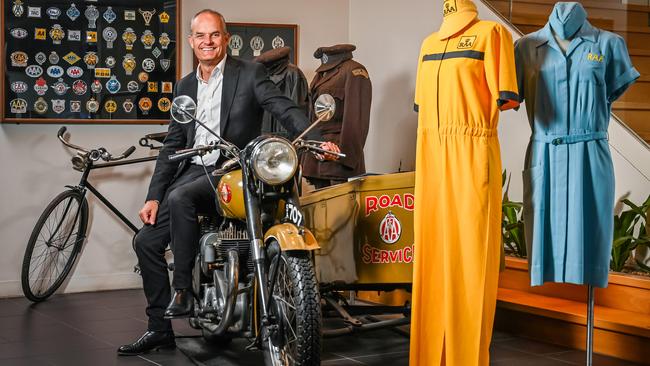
[
  {"x1": 117, "y1": 331, "x2": 175, "y2": 356},
  {"x1": 164, "y1": 289, "x2": 193, "y2": 318}
]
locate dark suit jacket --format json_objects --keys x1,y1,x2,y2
[{"x1": 146, "y1": 57, "x2": 310, "y2": 203}]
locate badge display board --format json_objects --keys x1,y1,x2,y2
[
  {"x1": 1, "y1": 0, "x2": 181, "y2": 124},
  {"x1": 193, "y1": 23, "x2": 298, "y2": 68}
]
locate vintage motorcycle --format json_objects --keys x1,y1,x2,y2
[{"x1": 168, "y1": 94, "x2": 340, "y2": 366}]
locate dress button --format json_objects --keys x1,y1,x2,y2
[{"x1": 552, "y1": 138, "x2": 561, "y2": 145}]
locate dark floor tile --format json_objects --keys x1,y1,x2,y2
[
  {"x1": 70, "y1": 317, "x2": 149, "y2": 335},
  {"x1": 0, "y1": 357, "x2": 55, "y2": 366},
  {"x1": 47, "y1": 348, "x2": 158, "y2": 366},
  {"x1": 0, "y1": 311, "x2": 61, "y2": 329},
  {"x1": 352, "y1": 350, "x2": 410, "y2": 365},
  {"x1": 491, "y1": 355, "x2": 574, "y2": 365},
  {"x1": 499, "y1": 337, "x2": 571, "y2": 356},
  {"x1": 490, "y1": 343, "x2": 538, "y2": 362},
  {"x1": 322, "y1": 329, "x2": 409, "y2": 358},
  {"x1": 0, "y1": 335, "x2": 112, "y2": 359},
  {"x1": 92, "y1": 329, "x2": 152, "y2": 348},
  {"x1": 0, "y1": 321, "x2": 84, "y2": 342},
  {"x1": 491, "y1": 330, "x2": 516, "y2": 343},
  {"x1": 547, "y1": 350, "x2": 643, "y2": 366},
  {"x1": 321, "y1": 358, "x2": 368, "y2": 365}
]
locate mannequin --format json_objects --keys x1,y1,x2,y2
[
  {"x1": 254, "y1": 47, "x2": 309, "y2": 139},
  {"x1": 301, "y1": 44, "x2": 372, "y2": 189},
  {"x1": 410, "y1": 0, "x2": 519, "y2": 365},
  {"x1": 515, "y1": 2, "x2": 639, "y2": 288}
]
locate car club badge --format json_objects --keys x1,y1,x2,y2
[
  {"x1": 34, "y1": 28, "x2": 46, "y2": 40},
  {"x1": 10, "y1": 51, "x2": 28, "y2": 67},
  {"x1": 72, "y1": 80, "x2": 87, "y2": 95},
  {"x1": 106, "y1": 75, "x2": 121, "y2": 94},
  {"x1": 84, "y1": 52, "x2": 98, "y2": 69},
  {"x1": 86, "y1": 31, "x2": 98, "y2": 44},
  {"x1": 138, "y1": 72, "x2": 149, "y2": 83},
  {"x1": 49, "y1": 24, "x2": 65, "y2": 44},
  {"x1": 272, "y1": 36, "x2": 285, "y2": 49},
  {"x1": 123, "y1": 99, "x2": 135, "y2": 113},
  {"x1": 124, "y1": 10, "x2": 136, "y2": 21},
  {"x1": 10, "y1": 98, "x2": 27, "y2": 114},
  {"x1": 70, "y1": 100, "x2": 82, "y2": 113},
  {"x1": 27, "y1": 6, "x2": 41, "y2": 18},
  {"x1": 162, "y1": 81, "x2": 173, "y2": 94},
  {"x1": 34, "y1": 97, "x2": 48, "y2": 114},
  {"x1": 160, "y1": 59, "x2": 171, "y2": 72},
  {"x1": 159, "y1": 11, "x2": 170, "y2": 23},
  {"x1": 66, "y1": 3, "x2": 80, "y2": 21},
  {"x1": 95, "y1": 68, "x2": 111, "y2": 78},
  {"x1": 138, "y1": 9, "x2": 156, "y2": 26},
  {"x1": 105, "y1": 56, "x2": 117, "y2": 68},
  {"x1": 122, "y1": 54, "x2": 136, "y2": 75},
  {"x1": 91, "y1": 79, "x2": 102, "y2": 93},
  {"x1": 141, "y1": 30, "x2": 155, "y2": 49},
  {"x1": 68, "y1": 30, "x2": 81, "y2": 41},
  {"x1": 159, "y1": 33, "x2": 171, "y2": 50},
  {"x1": 33, "y1": 77, "x2": 48, "y2": 95},
  {"x1": 10, "y1": 28, "x2": 28, "y2": 39},
  {"x1": 63, "y1": 52, "x2": 81, "y2": 65},
  {"x1": 86, "y1": 97, "x2": 99, "y2": 113},
  {"x1": 104, "y1": 99, "x2": 117, "y2": 113},
  {"x1": 12, "y1": 0, "x2": 25, "y2": 17},
  {"x1": 158, "y1": 97, "x2": 171, "y2": 112},
  {"x1": 103, "y1": 27, "x2": 117, "y2": 48},
  {"x1": 67, "y1": 66, "x2": 84, "y2": 78},
  {"x1": 85, "y1": 5, "x2": 99, "y2": 28},
  {"x1": 52, "y1": 78, "x2": 70, "y2": 95},
  {"x1": 122, "y1": 28, "x2": 137, "y2": 50},
  {"x1": 147, "y1": 81, "x2": 158, "y2": 93},
  {"x1": 151, "y1": 47, "x2": 162, "y2": 59},
  {"x1": 103, "y1": 6, "x2": 117, "y2": 23},
  {"x1": 250, "y1": 36, "x2": 264, "y2": 57},
  {"x1": 142, "y1": 58, "x2": 156, "y2": 73},
  {"x1": 35, "y1": 52, "x2": 46, "y2": 65},
  {"x1": 139, "y1": 97, "x2": 153, "y2": 115},
  {"x1": 49, "y1": 51, "x2": 60, "y2": 64},
  {"x1": 11, "y1": 80, "x2": 28, "y2": 94},
  {"x1": 127, "y1": 80, "x2": 139, "y2": 93},
  {"x1": 26, "y1": 65, "x2": 43, "y2": 78},
  {"x1": 52, "y1": 99, "x2": 66, "y2": 114},
  {"x1": 46, "y1": 7, "x2": 61, "y2": 20},
  {"x1": 229, "y1": 35, "x2": 243, "y2": 56},
  {"x1": 47, "y1": 65, "x2": 64, "y2": 78}
]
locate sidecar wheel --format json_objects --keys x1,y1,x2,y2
[{"x1": 262, "y1": 249, "x2": 321, "y2": 366}]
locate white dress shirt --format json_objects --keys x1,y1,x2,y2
[{"x1": 192, "y1": 55, "x2": 227, "y2": 166}]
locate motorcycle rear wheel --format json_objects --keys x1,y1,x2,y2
[{"x1": 262, "y1": 248, "x2": 321, "y2": 366}]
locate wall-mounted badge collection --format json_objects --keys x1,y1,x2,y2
[
  {"x1": 219, "y1": 23, "x2": 297, "y2": 65},
  {"x1": 3, "y1": 0, "x2": 178, "y2": 122}
]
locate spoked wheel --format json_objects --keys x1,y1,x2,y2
[
  {"x1": 262, "y1": 249, "x2": 321, "y2": 366},
  {"x1": 21, "y1": 189, "x2": 88, "y2": 302}
]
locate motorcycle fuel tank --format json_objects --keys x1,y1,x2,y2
[{"x1": 217, "y1": 170, "x2": 246, "y2": 220}]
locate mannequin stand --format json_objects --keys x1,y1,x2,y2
[{"x1": 586, "y1": 285, "x2": 595, "y2": 366}]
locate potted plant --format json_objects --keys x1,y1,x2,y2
[{"x1": 611, "y1": 195, "x2": 650, "y2": 273}]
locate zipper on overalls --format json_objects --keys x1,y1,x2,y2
[{"x1": 436, "y1": 38, "x2": 450, "y2": 143}]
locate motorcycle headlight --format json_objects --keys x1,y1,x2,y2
[{"x1": 250, "y1": 138, "x2": 298, "y2": 185}]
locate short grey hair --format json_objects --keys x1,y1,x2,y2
[{"x1": 189, "y1": 9, "x2": 228, "y2": 34}]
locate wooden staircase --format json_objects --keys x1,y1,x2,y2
[{"x1": 489, "y1": 0, "x2": 650, "y2": 143}]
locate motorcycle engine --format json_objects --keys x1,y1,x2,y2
[{"x1": 199, "y1": 218, "x2": 253, "y2": 277}]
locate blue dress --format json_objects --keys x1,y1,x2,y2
[{"x1": 514, "y1": 2, "x2": 639, "y2": 287}]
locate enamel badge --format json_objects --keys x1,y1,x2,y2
[
  {"x1": 250, "y1": 36, "x2": 264, "y2": 57},
  {"x1": 103, "y1": 6, "x2": 117, "y2": 23},
  {"x1": 229, "y1": 35, "x2": 243, "y2": 56},
  {"x1": 49, "y1": 51, "x2": 60, "y2": 64},
  {"x1": 52, "y1": 99, "x2": 66, "y2": 114},
  {"x1": 34, "y1": 97, "x2": 48, "y2": 114},
  {"x1": 46, "y1": 7, "x2": 61, "y2": 20},
  {"x1": 142, "y1": 58, "x2": 155, "y2": 72},
  {"x1": 10, "y1": 51, "x2": 28, "y2": 67},
  {"x1": 10, "y1": 28, "x2": 28, "y2": 39},
  {"x1": 141, "y1": 30, "x2": 156, "y2": 50},
  {"x1": 104, "y1": 100, "x2": 117, "y2": 113},
  {"x1": 106, "y1": 76, "x2": 121, "y2": 94},
  {"x1": 138, "y1": 9, "x2": 156, "y2": 26},
  {"x1": 158, "y1": 97, "x2": 171, "y2": 112},
  {"x1": 72, "y1": 80, "x2": 87, "y2": 95},
  {"x1": 84, "y1": 52, "x2": 98, "y2": 69},
  {"x1": 127, "y1": 80, "x2": 139, "y2": 93},
  {"x1": 12, "y1": 0, "x2": 25, "y2": 17},
  {"x1": 63, "y1": 52, "x2": 81, "y2": 65},
  {"x1": 122, "y1": 28, "x2": 137, "y2": 50},
  {"x1": 122, "y1": 54, "x2": 136, "y2": 75},
  {"x1": 85, "y1": 5, "x2": 99, "y2": 28},
  {"x1": 35, "y1": 52, "x2": 46, "y2": 65},
  {"x1": 10, "y1": 98, "x2": 27, "y2": 114},
  {"x1": 91, "y1": 79, "x2": 102, "y2": 93},
  {"x1": 86, "y1": 97, "x2": 99, "y2": 113},
  {"x1": 103, "y1": 27, "x2": 117, "y2": 49},
  {"x1": 123, "y1": 99, "x2": 135, "y2": 113},
  {"x1": 33, "y1": 77, "x2": 48, "y2": 95},
  {"x1": 159, "y1": 33, "x2": 171, "y2": 50},
  {"x1": 11, "y1": 81, "x2": 28, "y2": 94},
  {"x1": 26, "y1": 65, "x2": 43, "y2": 78},
  {"x1": 139, "y1": 97, "x2": 153, "y2": 115},
  {"x1": 52, "y1": 78, "x2": 70, "y2": 95},
  {"x1": 67, "y1": 66, "x2": 84, "y2": 78},
  {"x1": 66, "y1": 3, "x2": 80, "y2": 21},
  {"x1": 70, "y1": 100, "x2": 81, "y2": 113}
]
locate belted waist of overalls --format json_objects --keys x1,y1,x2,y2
[{"x1": 531, "y1": 131, "x2": 608, "y2": 145}]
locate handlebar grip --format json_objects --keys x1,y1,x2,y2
[
  {"x1": 168, "y1": 150, "x2": 199, "y2": 162},
  {"x1": 58, "y1": 126, "x2": 67, "y2": 137},
  {"x1": 122, "y1": 146, "x2": 136, "y2": 158}
]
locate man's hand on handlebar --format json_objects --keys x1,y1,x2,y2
[
  {"x1": 139, "y1": 200, "x2": 159, "y2": 225},
  {"x1": 315, "y1": 141, "x2": 341, "y2": 161}
]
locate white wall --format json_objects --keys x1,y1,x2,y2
[{"x1": 0, "y1": 0, "x2": 350, "y2": 298}]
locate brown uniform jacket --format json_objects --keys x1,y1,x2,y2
[{"x1": 302, "y1": 56, "x2": 372, "y2": 179}]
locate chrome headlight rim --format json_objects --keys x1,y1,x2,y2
[{"x1": 250, "y1": 137, "x2": 298, "y2": 185}]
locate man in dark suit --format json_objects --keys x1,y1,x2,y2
[{"x1": 118, "y1": 9, "x2": 339, "y2": 355}]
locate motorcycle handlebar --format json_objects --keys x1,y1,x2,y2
[
  {"x1": 168, "y1": 149, "x2": 200, "y2": 162},
  {"x1": 57, "y1": 126, "x2": 139, "y2": 162}
]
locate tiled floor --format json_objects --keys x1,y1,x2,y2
[{"x1": 0, "y1": 289, "x2": 640, "y2": 365}]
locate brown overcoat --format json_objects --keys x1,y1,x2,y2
[{"x1": 302, "y1": 45, "x2": 372, "y2": 180}]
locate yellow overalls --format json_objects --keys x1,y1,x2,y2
[{"x1": 410, "y1": 3, "x2": 519, "y2": 364}]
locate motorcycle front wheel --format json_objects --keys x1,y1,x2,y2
[{"x1": 262, "y1": 248, "x2": 321, "y2": 366}]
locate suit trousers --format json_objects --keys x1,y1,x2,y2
[{"x1": 134, "y1": 164, "x2": 218, "y2": 331}]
